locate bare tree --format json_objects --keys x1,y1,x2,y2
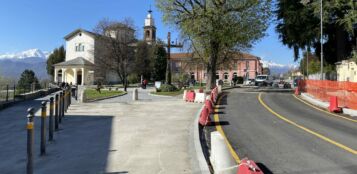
[{"x1": 93, "y1": 19, "x2": 137, "y2": 91}]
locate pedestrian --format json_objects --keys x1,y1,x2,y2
[{"x1": 143, "y1": 79, "x2": 148, "y2": 89}]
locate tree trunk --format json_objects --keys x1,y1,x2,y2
[{"x1": 206, "y1": 41, "x2": 219, "y2": 90}]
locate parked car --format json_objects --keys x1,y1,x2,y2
[{"x1": 255, "y1": 75, "x2": 274, "y2": 86}]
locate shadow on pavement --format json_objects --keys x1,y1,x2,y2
[
  {"x1": 256, "y1": 163, "x2": 274, "y2": 174},
  {"x1": 0, "y1": 101, "x2": 126, "y2": 174},
  {"x1": 208, "y1": 121, "x2": 230, "y2": 126}
]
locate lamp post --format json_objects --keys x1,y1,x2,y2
[{"x1": 320, "y1": 0, "x2": 323, "y2": 80}]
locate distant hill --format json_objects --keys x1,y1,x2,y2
[
  {"x1": 261, "y1": 59, "x2": 297, "y2": 75},
  {"x1": 0, "y1": 49, "x2": 51, "y2": 80}
]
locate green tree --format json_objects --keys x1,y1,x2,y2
[
  {"x1": 276, "y1": 0, "x2": 357, "y2": 63},
  {"x1": 17, "y1": 69, "x2": 41, "y2": 92},
  {"x1": 152, "y1": 43, "x2": 167, "y2": 81},
  {"x1": 135, "y1": 41, "x2": 153, "y2": 79},
  {"x1": 46, "y1": 46, "x2": 66, "y2": 78},
  {"x1": 157, "y1": 0, "x2": 271, "y2": 89}
]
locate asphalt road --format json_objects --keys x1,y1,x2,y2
[{"x1": 217, "y1": 88, "x2": 357, "y2": 174}]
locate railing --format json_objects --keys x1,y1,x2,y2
[{"x1": 301, "y1": 80, "x2": 357, "y2": 110}]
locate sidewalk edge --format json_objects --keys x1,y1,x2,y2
[
  {"x1": 301, "y1": 93, "x2": 357, "y2": 117},
  {"x1": 190, "y1": 105, "x2": 211, "y2": 174}
]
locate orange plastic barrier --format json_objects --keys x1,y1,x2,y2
[
  {"x1": 329, "y1": 96, "x2": 342, "y2": 113},
  {"x1": 301, "y1": 80, "x2": 357, "y2": 110}
]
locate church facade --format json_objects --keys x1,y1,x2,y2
[
  {"x1": 54, "y1": 10, "x2": 263, "y2": 85},
  {"x1": 53, "y1": 10, "x2": 156, "y2": 85}
]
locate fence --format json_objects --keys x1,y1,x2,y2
[
  {"x1": 301, "y1": 80, "x2": 357, "y2": 110},
  {"x1": 0, "y1": 83, "x2": 52, "y2": 104}
]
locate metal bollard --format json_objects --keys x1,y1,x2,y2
[
  {"x1": 49, "y1": 97, "x2": 54, "y2": 141},
  {"x1": 59, "y1": 92, "x2": 63, "y2": 123},
  {"x1": 63, "y1": 90, "x2": 67, "y2": 113},
  {"x1": 27, "y1": 108, "x2": 35, "y2": 174},
  {"x1": 40, "y1": 101, "x2": 47, "y2": 156},
  {"x1": 55, "y1": 94, "x2": 59, "y2": 130},
  {"x1": 61, "y1": 91, "x2": 65, "y2": 117}
]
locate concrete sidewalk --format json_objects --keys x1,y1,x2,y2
[{"x1": 0, "y1": 93, "x2": 202, "y2": 174}]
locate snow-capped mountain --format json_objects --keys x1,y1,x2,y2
[
  {"x1": 0, "y1": 48, "x2": 50, "y2": 60},
  {"x1": 261, "y1": 59, "x2": 298, "y2": 75},
  {"x1": 0, "y1": 49, "x2": 51, "y2": 80}
]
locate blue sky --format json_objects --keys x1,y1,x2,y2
[{"x1": 0, "y1": 0, "x2": 295, "y2": 65}]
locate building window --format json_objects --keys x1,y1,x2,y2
[
  {"x1": 233, "y1": 72, "x2": 237, "y2": 78},
  {"x1": 75, "y1": 43, "x2": 85, "y2": 52},
  {"x1": 216, "y1": 73, "x2": 219, "y2": 79},
  {"x1": 224, "y1": 72, "x2": 229, "y2": 80}
]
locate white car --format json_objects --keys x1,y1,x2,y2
[{"x1": 255, "y1": 75, "x2": 274, "y2": 86}]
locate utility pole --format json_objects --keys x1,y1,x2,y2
[
  {"x1": 165, "y1": 32, "x2": 183, "y2": 85},
  {"x1": 320, "y1": 0, "x2": 323, "y2": 80}
]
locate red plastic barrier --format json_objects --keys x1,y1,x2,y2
[
  {"x1": 186, "y1": 91, "x2": 196, "y2": 102},
  {"x1": 185, "y1": 90, "x2": 190, "y2": 101},
  {"x1": 211, "y1": 92, "x2": 217, "y2": 104},
  {"x1": 295, "y1": 87, "x2": 300, "y2": 95},
  {"x1": 329, "y1": 96, "x2": 342, "y2": 113},
  {"x1": 237, "y1": 159, "x2": 264, "y2": 174},
  {"x1": 199, "y1": 106, "x2": 211, "y2": 126},
  {"x1": 205, "y1": 99, "x2": 214, "y2": 114}
]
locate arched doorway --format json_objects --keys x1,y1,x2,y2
[{"x1": 77, "y1": 70, "x2": 83, "y2": 85}]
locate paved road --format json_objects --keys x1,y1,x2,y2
[{"x1": 217, "y1": 88, "x2": 357, "y2": 174}]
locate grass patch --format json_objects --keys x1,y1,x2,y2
[
  {"x1": 150, "y1": 89, "x2": 184, "y2": 96},
  {"x1": 85, "y1": 88, "x2": 126, "y2": 101}
]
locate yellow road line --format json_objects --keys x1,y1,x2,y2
[
  {"x1": 258, "y1": 93, "x2": 357, "y2": 155},
  {"x1": 292, "y1": 94, "x2": 357, "y2": 123},
  {"x1": 214, "y1": 94, "x2": 241, "y2": 163}
]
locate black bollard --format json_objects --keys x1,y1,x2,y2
[
  {"x1": 63, "y1": 90, "x2": 67, "y2": 113},
  {"x1": 59, "y1": 92, "x2": 63, "y2": 123},
  {"x1": 62, "y1": 90, "x2": 65, "y2": 117},
  {"x1": 27, "y1": 108, "x2": 35, "y2": 174},
  {"x1": 55, "y1": 94, "x2": 59, "y2": 130},
  {"x1": 49, "y1": 97, "x2": 54, "y2": 141},
  {"x1": 40, "y1": 101, "x2": 47, "y2": 156}
]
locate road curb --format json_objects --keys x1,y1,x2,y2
[
  {"x1": 190, "y1": 105, "x2": 211, "y2": 174},
  {"x1": 301, "y1": 93, "x2": 357, "y2": 117}
]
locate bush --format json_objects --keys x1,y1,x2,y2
[
  {"x1": 158, "y1": 84, "x2": 178, "y2": 92},
  {"x1": 128, "y1": 74, "x2": 140, "y2": 84}
]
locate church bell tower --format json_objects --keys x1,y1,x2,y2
[{"x1": 144, "y1": 9, "x2": 156, "y2": 45}]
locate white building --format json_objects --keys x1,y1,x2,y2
[
  {"x1": 336, "y1": 60, "x2": 357, "y2": 82},
  {"x1": 54, "y1": 10, "x2": 156, "y2": 85}
]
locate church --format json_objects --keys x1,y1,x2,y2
[{"x1": 54, "y1": 10, "x2": 263, "y2": 85}]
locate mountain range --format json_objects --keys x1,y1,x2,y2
[
  {"x1": 0, "y1": 49, "x2": 50, "y2": 80},
  {"x1": 261, "y1": 59, "x2": 298, "y2": 75}
]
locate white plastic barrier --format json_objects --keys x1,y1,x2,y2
[
  {"x1": 183, "y1": 90, "x2": 188, "y2": 100},
  {"x1": 194, "y1": 93, "x2": 206, "y2": 103},
  {"x1": 210, "y1": 131, "x2": 237, "y2": 174}
]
